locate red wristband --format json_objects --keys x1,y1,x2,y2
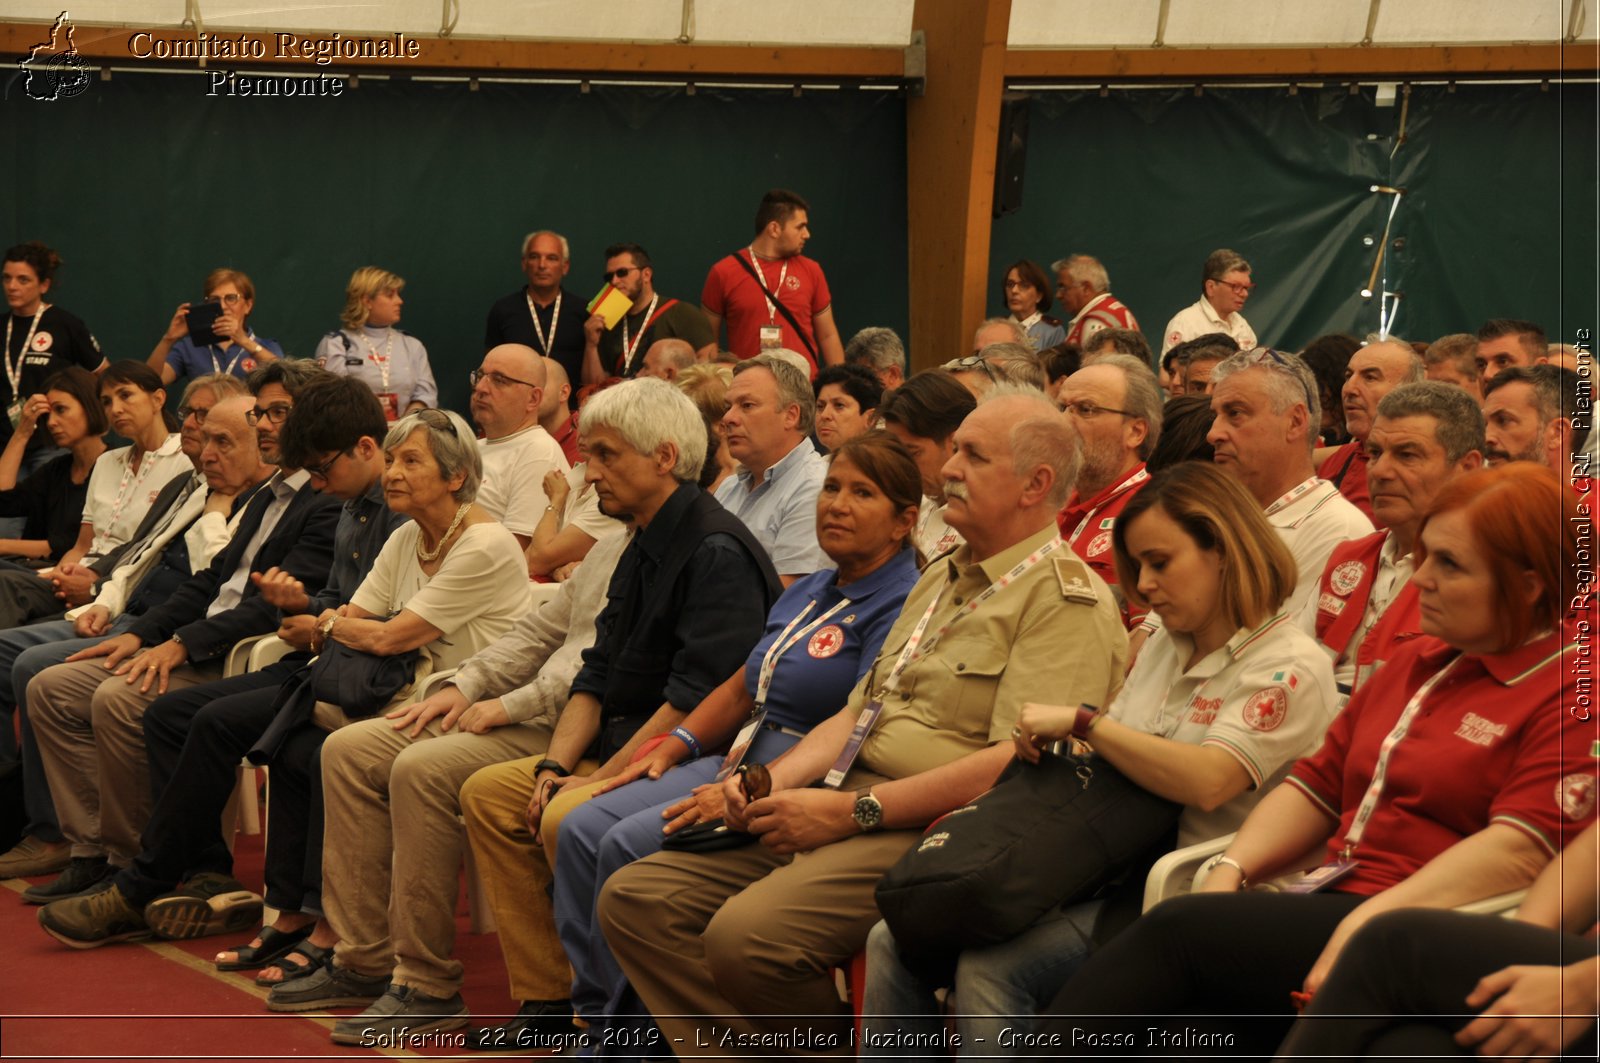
[{"x1": 1071, "y1": 704, "x2": 1100, "y2": 741}]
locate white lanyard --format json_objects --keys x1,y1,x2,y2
[
  {"x1": 745, "y1": 247, "x2": 788, "y2": 325},
  {"x1": 619, "y1": 293, "x2": 660, "y2": 375},
  {"x1": 1341, "y1": 655, "x2": 1464, "y2": 858},
  {"x1": 1066, "y1": 466, "x2": 1150, "y2": 544},
  {"x1": 104, "y1": 444, "x2": 164, "y2": 541},
  {"x1": 1264, "y1": 475, "x2": 1321, "y2": 518},
  {"x1": 526, "y1": 291, "x2": 561, "y2": 356},
  {"x1": 209, "y1": 343, "x2": 244, "y2": 377},
  {"x1": 754, "y1": 595, "x2": 853, "y2": 707},
  {"x1": 361, "y1": 329, "x2": 394, "y2": 390},
  {"x1": 5, "y1": 304, "x2": 47, "y2": 395}
]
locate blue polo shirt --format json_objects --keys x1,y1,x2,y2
[
  {"x1": 165, "y1": 333, "x2": 285, "y2": 381},
  {"x1": 742, "y1": 547, "x2": 920, "y2": 733}
]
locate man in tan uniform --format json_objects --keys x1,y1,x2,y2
[{"x1": 597, "y1": 388, "x2": 1129, "y2": 1055}]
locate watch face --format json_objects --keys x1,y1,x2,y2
[{"x1": 853, "y1": 794, "x2": 882, "y2": 829}]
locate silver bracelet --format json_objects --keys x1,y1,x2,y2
[{"x1": 1206, "y1": 854, "x2": 1250, "y2": 888}]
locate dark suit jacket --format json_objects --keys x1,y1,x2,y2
[
  {"x1": 88, "y1": 467, "x2": 199, "y2": 580},
  {"x1": 125, "y1": 475, "x2": 341, "y2": 663}
]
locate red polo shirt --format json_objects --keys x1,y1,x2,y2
[
  {"x1": 550, "y1": 409, "x2": 580, "y2": 467},
  {"x1": 1056, "y1": 462, "x2": 1150, "y2": 627},
  {"x1": 1317, "y1": 440, "x2": 1373, "y2": 522},
  {"x1": 1287, "y1": 627, "x2": 1593, "y2": 896}
]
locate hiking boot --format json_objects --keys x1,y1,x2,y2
[
  {"x1": 329, "y1": 983, "x2": 469, "y2": 1046},
  {"x1": 21, "y1": 856, "x2": 113, "y2": 904},
  {"x1": 38, "y1": 883, "x2": 151, "y2": 949},
  {"x1": 0, "y1": 835, "x2": 70, "y2": 879},
  {"x1": 144, "y1": 872, "x2": 263, "y2": 940}
]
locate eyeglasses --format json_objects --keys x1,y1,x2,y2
[
  {"x1": 1062, "y1": 400, "x2": 1135, "y2": 420},
  {"x1": 601, "y1": 267, "x2": 638, "y2": 282},
  {"x1": 210, "y1": 293, "x2": 246, "y2": 306},
  {"x1": 304, "y1": 448, "x2": 351, "y2": 480},
  {"x1": 944, "y1": 354, "x2": 1000, "y2": 381},
  {"x1": 1210, "y1": 279, "x2": 1256, "y2": 297},
  {"x1": 1239, "y1": 347, "x2": 1317, "y2": 413},
  {"x1": 1002, "y1": 279, "x2": 1032, "y2": 290},
  {"x1": 245, "y1": 403, "x2": 292, "y2": 426},
  {"x1": 469, "y1": 368, "x2": 538, "y2": 391},
  {"x1": 178, "y1": 405, "x2": 211, "y2": 425},
  {"x1": 414, "y1": 408, "x2": 460, "y2": 438}
]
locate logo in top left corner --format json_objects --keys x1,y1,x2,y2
[{"x1": 19, "y1": 12, "x2": 91, "y2": 102}]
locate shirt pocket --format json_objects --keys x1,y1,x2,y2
[{"x1": 931, "y1": 638, "x2": 1009, "y2": 738}]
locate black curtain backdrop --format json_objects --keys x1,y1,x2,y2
[
  {"x1": 989, "y1": 82, "x2": 1598, "y2": 354},
  {"x1": 0, "y1": 73, "x2": 910, "y2": 412}
]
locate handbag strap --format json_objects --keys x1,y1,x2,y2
[{"x1": 731, "y1": 254, "x2": 818, "y2": 362}]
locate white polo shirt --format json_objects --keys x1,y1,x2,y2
[
  {"x1": 1161, "y1": 297, "x2": 1256, "y2": 355},
  {"x1": 81, "y1": 433, "x2": 190, "y2": 561},
  {"x1": 1108, "y1": 612, "x2": 1338, "y2": 847},
  {"x1": 1265, "y1": 476, "x2": 1374, "y2": 618}
]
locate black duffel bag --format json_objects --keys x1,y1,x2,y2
[{"x1": 875, "y1": 749, "x2": 1180, "y2": 974}]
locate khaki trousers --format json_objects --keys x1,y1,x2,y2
[
  {"x1": 29, "y1": 657, "x2": 224, "y2": 863},
  {"x1": 458, "y1": 755, "x2": 599, "y2": 1002},
  {"x1": 320, "y1": 715, "x2": 554, "y2": 996},
  {"x1": 596, "y1": 771, "x2": 916, "y2": 1057}
]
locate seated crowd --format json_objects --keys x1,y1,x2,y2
[{"x1": 0, "y1": 193, "x2": 1594, "y2": 1061}]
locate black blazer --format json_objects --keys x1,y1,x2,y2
[{"x1": 125, "y1": 476, "x2": 341, "y2": 663}]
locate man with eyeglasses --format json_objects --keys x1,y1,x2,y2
[
  {"x1": 469, "y1": 344, "x2": 570, "y2": 552},
  {"x1": 1055, "y1": 254, "x2": 1143, "y2": 350},
  {"x1": 701, "y1": 188, "x2": 845, "y2": 376},
  {"x1": 1161, "y1": 248, "x2": 1259, "y2": 356},
  {"x1": 22, "y1": 360, "x2": 341, "y2": 907},
  {"x1": 580, "y1": 243, "x2": 715, "y2": 386},
  {"x1": 483, "y1": 231, "x2": 587, "y2": 387},
  {"x1": 1055, "y1": 354, "x2": 1163, "y2": 627}
]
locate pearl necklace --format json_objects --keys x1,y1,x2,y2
[{"x1": 415, "y1": 501, "x2": 472, "y2": 562}]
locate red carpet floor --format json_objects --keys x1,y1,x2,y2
[{"x1": 0, "y1": 828, "x2": 537, "y2": 1060}]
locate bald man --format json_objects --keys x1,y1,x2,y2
[
  {"x1": 639, "y1": 339, "x2": 696, "y2": 383},
  {"x1": 538, "y1": 357, "x2": 580, "y2": 465},
  {"x1": 471, "y1": 344, "x2": 571, "y2": 549}
]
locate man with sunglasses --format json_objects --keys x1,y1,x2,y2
[
  {"x1": 580, "y1": 243, "x2": 715, "y2": 386},
  {"x1": 470, "y1": 344, "x2": 570, "y2": 552},
  {"x1": 1160, "y1": 248, "x2": 1259, "y2": 356},
  {"x1": 21, "y1": 360, "x2": 341, "y2": 905},
  {"x1": 483, "y1": 231, "x2": 586, "y2": 386}
]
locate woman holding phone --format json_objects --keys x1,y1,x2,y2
[{"x1": 147, "y1": 268, "x2": 282, "y2": 386}]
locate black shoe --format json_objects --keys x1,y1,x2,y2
[
  {"x1": 469, "y1": 1000, "x2": 580, "y2": 1052},
  {"x1": 21, "y1": 856, "x2": 113, "y2": 905},
  {"x1": 143, "y1": 872, "x2": 263, "y2": 940}
]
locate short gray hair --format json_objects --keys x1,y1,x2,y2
[
  {"x1": 1376, "y1": 381, "x2": 1486, "y2": 463},
  {"x1": 1062, "y1": 254, "x2": 1110, "y2": 294},
  {"x1": 979, "y1": 343, "x2": 1048, "y2": 390},
  {"x1": 982, "y1": 385, "x2": 1082, "y2": 508},
  {"x1": 1088, "y1": 353, "x2": 1164, "y2": 459},
  {"x1": 1203, "y1": 248, "x2": 1251, "y2": 289},
  {"x1": 521, "y1": 229, "x2": 571, "y2": 261},
  {"x1": 180, "y1": 372, "x2": 246, "y2": 406},
  {"x1": 1211, "y1": 348, "x2": 1322, "y2": 451},
  {"x1": 733, "y1": 352, "x2": 816, "y2": 435},
  {"x1": 1363, "y1": 338, "x2": 1427, "y2": 384},
  {"x1": 975, "y1": 317, "x2": 1029, "y2": 347},
  {"x1": 844, "y1": 327, "x2": 905, "y2": 372},
  {"x1": 384, "y1": 409, "x2": 482, "y2": 503},
  {"x1": 580, "y1": 376, "x2": 708, "y2": 483}
]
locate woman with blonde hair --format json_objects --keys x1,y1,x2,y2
[
  {"x1": 315, "y1": 266, "x2": 437, "y2": 421},
  {"x1": 148, "y1": 268, "x2": 282, "y2": 385},
  {"x1": 675, "y1": 363, "x2": 737, "y2": 493}
]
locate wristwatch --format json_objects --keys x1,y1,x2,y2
[
  {"x1": 533, "y1": 758, "x2": 571, "y2": 779},
  {"x1": 852, "y1": 788, "x2": 883, "y2": 832}
]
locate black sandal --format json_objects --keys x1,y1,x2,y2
[
  {"x1": 253, "y1": 941, "x2": 332, "y2": 987},
  {"x1": 214, "y1": 923, "x2": 313, "y2": 972}
]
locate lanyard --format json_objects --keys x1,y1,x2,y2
[
  {"x1": 745, "y1": 247, "x2": 788, "y2": 325},
  {"x1": 1066, "y1": 466, "x2": 1150, "y2": 544},
  {"x1": 754, "y1": 595, "x2": 853, "y2": 708},
  {"x1": 526, "y1": 291, "x2": 561, "y2": 356},
  {"x1": 619, "y1": 293, "x2": 660, "y2": 375},
  {"x1": 1264, "y1": 475, "x2": 1321, "y2": 518},
  {"x1": 361, "y1": 329, "x2": 394, "y2": 390},
  {"x1": 209, "y1": 343, "x2": 244, "y2": 377},
  {"x1": 1340, "y1": 655, "x2": 1464, "y2": 859},
  {"x1": 5, "y1": 304, "x2": 48, "y2": 395},
  {"x1": 102, "y1": 443, "x2": 165, "y2": 547},
  {"x1": 822, "y1": 537, "x2": 1064, "y2": 788}
]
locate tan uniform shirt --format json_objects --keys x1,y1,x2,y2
[{"x1": 856, "y1": 524, "x2": 1129, "y2": 781}]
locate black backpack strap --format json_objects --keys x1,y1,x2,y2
[{"x1": 730, "y1": 254, "x2": 818, "y2": 362}]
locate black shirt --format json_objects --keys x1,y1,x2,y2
[
  {"x1": 2, "y1": 305, "x2": 103, "y2": 449},
  {"x1": 482, "y1": 286, "x2": 587, "y2": 387},
  {"x1": 0, "y1": 452, "x2": 90, "y2": 559}
]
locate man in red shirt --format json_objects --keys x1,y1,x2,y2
[
  {"x1": 1315, "y1": 339, "x2": 1424, "y2": 520},
  {"x1": 1055, "y1": 353, "x2": 1162, "y2": 626},
  {"x1": 1054, "y1": 254, "x2": 1141, "y2": 349},
  {"x1": 1306, "y1": 382, "x2": 1484, "y2": 699},
  {"x1": 700, "y1": 189, "x2": 844, "y2": 376}
]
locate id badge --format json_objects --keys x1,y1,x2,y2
[
  {"x1": 1279, "y1": 858, "x2": 1361, "y2": 894},
  {"x1": 759, "y1": 325, "x2": 783, "y2": 350},
  {"x1": 6, "y1": 401, "x2": 21, "y2": 429},
  {"x1": 377, "y1": 393, "x2": 400, "y2": 421},
  {"x1": 715, "y1": 709, "x2": 767, "y2": 783}
]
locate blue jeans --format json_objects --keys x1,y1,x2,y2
[
  {"x1": 553, "y1": 727, "x2": 801, "y2": 1021},
  {"x1": 0, "y1": 614, "x2": 137, "y2": 841},
  {"x1": 860, "y1": 899, "x2": 1104, "y2": 1057}
]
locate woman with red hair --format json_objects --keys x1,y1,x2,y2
[{"x1": 1036, "y1": 464, "x2": 1596, "y2": 1056}]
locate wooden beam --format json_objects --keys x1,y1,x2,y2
[
  {"x1": 1005, "y1": 44, "x2": 1596, "y2": 81},
  {"x1": 0, "y1": 21, "x2": 906, "y2": 79},
  {"x1": 905, "y1": 0, "x2": 1013, "y2": 373}
]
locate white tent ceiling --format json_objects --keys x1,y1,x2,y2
[{"x1": 6, "y1": 0, "x2": 1593, "y2": 46}]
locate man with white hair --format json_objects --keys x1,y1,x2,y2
[
  {"x1": 1054, "y1": 254, "x2": 1141, "y2": 348},
  {"x1": 483, "y1": 230, "x2": 586, "y2": 386},
  {"x1": 716, "y1": 352, "x2": 830, "y2": 584},
  {"x1": 844, "y1": 326, "x2": 906, "y2": 391},
  {"x1": 1314, "y1": 339, "x2": 1425, "y2": 520},
  {"x1": 1206, "y1": 348, "x2": 1372, "y2": 617},
  {"x1": 599, "y1": 387, "x2": 1128, "y2": 1053},
  {"x1": 973, "y1": 317, "x2": 1028, "y2": 353}
]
